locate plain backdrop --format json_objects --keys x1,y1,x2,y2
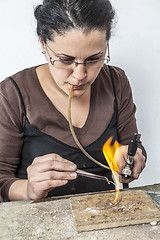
[{"x1": 0, "y1": 0, "x2": 160, "y2": 187}]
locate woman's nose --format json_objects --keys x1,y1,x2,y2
[{"x1": 72, "y1": 63, "x2": 87, "y2": 80}]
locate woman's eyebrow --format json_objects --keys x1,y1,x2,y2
[
  {"x1": 86, "y1": 52, "x2": 104, "y2": 58},
  {"x1": 55, "y1": 52, "x2": 104, "y2": 58},
  {"x1": 55, "y1": 53, "x2": 75, "y2": 58}
]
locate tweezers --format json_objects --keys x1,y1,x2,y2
[{"x1": 76, "y1": 169, "x2": 108, "y2": 181}]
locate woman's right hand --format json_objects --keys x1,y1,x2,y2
[{"x1": 26, "y1": 153, "x2": 77, "y2": 200}]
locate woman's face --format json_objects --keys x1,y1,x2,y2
[{"x1": 45, "y1": 29, "x2": 107, "y2": 98}]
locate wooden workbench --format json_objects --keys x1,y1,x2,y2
[{"x1": 0, "y1": 184, "x2": 160, "y2": 240}]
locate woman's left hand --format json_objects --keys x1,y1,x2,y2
[{"x1": 114, "y1": 146, "x2": 146, "y2": 183}]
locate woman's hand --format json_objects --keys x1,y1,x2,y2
[
  {"x1": 27, "y1": 153, "x2": 77, "y2": 200},
  {"x1": 114, "y1": 146, "x2": 146, "y2": 183}
]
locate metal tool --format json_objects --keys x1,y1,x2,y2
[
  {"x1": 76, "y1": 169, "x2": 108, "y2": 181},
  {"x1": 121, "y1": 133, "x2": 139, "y2": 178}
]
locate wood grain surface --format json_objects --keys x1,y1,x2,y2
[{"x1": 70, "y1": 190, "x2": 160, "y2": 232}]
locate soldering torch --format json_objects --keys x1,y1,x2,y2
[{"x1": 121, "y1": 133, "x2": 139, "y2": 179}]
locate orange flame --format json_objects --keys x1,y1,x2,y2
[{"x1": 103, "y1": 136, "x2": 121, "y2": 204}]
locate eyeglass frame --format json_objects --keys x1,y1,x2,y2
[{"x1": 44, "y1": 43, "x2": 110, "y2": 69}]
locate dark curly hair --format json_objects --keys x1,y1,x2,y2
[{"x1": 34, "y1": 0, "x2": 115, "y2": 43}]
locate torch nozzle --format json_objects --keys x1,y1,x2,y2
[
  {"x1": 128, "y1": 133, "x2": 138, "y2": 156},
  {"x1": 121, "y1": 133, "x2": 139, "y2": 178}
]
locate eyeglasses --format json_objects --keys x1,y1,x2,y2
[{"x1": 45, "y1": 44, "x2": 110, "y2": 70}]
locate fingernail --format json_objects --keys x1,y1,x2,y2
[
  {"x1": 70, "y1": 173, "x2": 77, "y2": 178},
  {"x1": 134, "y1": 173, "x2": 139, "y2": 179},
  {"x1": 62, "y1": 180, "x2": 68, "y2": 184},
  {"x1": 70, "y1": 164, "x2": 76, "y2": 170}
]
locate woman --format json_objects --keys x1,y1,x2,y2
[{"x1": 0, "y1": 0, "x2": 146, "y2": 202}]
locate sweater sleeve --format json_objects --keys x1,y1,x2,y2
[
  {"x1": 0, "y1": 80, "x2": 24, "y2": 202},
  {"x1": 112, "y1": 67, "x2": 146, "y2": 159}
]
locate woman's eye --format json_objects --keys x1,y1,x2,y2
[
  {"x1": 59, "y1": 58, "x2": 74, "y2": 64},
  {"x1": 86, "y1": 58, "x2": 101, "y2": 63}
]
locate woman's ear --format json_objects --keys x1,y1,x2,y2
[{"x1": 38, "y1": 36, "x2": 46, "y2": 54}]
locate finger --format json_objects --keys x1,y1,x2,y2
[
  {"x1": 132, "y1": 155, "x2": 145, "y2": 179},
  {"x1": 29, "y1": 170, "x2": 77, "y2": 182},
  {"x1": 33, "y1": 153, "x2": 75, "y2": 166},
  {"x1": 120, "y1": 176, "x2": 135, "y2": 183},
  {"x1": 28, "y1": 179, "x2": 69, "y2": 199},
  {"x1": 37, "y1": 179, "x2": 68, "y2": 190},
  {"x1": 28, "y1": 159, "x2": 77, "y2": 174},
  {"x1": 114, "y1": 146, "x2": 128, "y2": 172}
]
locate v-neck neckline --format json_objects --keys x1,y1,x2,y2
[{"x1": 32, "y1": 65, "x2": 97, "y2": 135}]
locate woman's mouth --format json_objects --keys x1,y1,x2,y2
[
  {"x1": 72, "y1": 84, "x2": 85, "y2": 90},
  {"x1": 68, "y1": 83, "x2": 86, "y2": 90}
]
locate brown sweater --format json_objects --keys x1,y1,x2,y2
[{"x1": 0, "y1": 64, "x2": 145, "y2": 201}]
